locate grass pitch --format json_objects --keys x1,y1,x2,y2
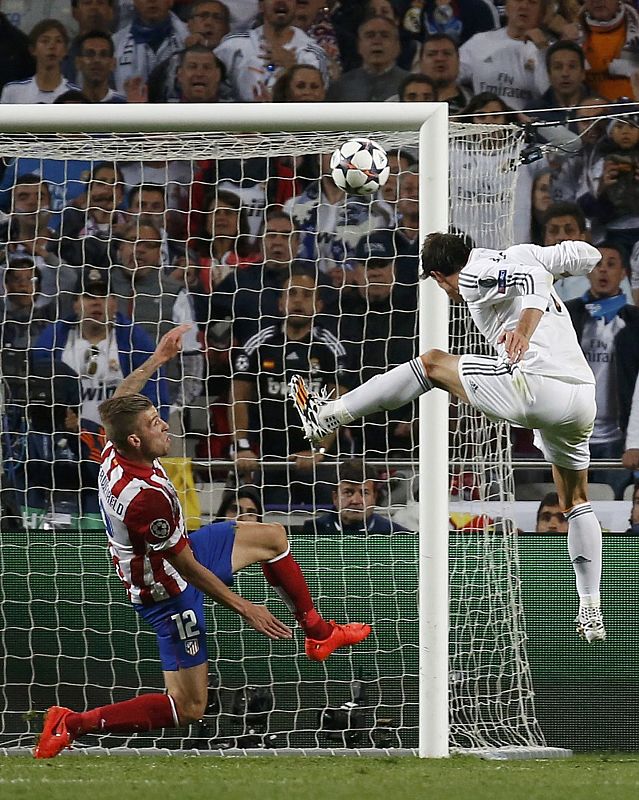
[{"x1": 1, "y1": 754, "x2": 639, "y2": 800}]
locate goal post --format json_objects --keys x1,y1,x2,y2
[{"x1": 0, "y1": 103, "x2": 548, "y2": 757}]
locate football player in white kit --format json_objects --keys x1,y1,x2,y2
[{"x1": 291, "y1": 232, "x2": 606, "y2": 643}]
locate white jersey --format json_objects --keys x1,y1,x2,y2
[
  {"x1": 113, "y1": 13, "x2": 188, "y2": 93},
  {"x1": 458, "y1": 241, "x2": 601, "y2": 384},
  {"x1": 215, "y1": 25, "x2": 328, "y2": 102},
  {"x1": 0, "y1": 75, "x2": 80, "y2": 104},
  {"x1": 98, "y1": 441, "x2": 189, "y2": 605},
  {"x1": 459, "y1": 28, "x2": 549, "y2": 110}
]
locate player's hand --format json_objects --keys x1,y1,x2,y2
[
  {"x1": 289, "y1": 450, "x2": 325, "y2": 470},
  {"x1": 498, "y1": 328, "x2": 529, "y2": 364},
  {"x1": 241, "y1": 602, "x2": 292, "y2": 640},
  {"x1": 622, "y1": 448, "x2": 639, "y2": 469},
  {"x1": 235, "y1": 449, "x2": 259, "y2": 475},
  {"x1": 154, "y1": 324, "x2": 191, "y2": 365}
]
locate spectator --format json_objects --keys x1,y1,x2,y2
[
  {"x1": 271, "y1": 63, "x2": 326, "y2": 101},
  {"x1": 541, "y1": 200, "x2": 592, "y2": 300},
  {"x1": 293, "y1": 0, "x2": 342, "y2": 80},
  {"x1": 529, "y1": 40, "x2": 588, "y2": 122},
  {"x1": 185, "y1": 0, "x2": 230, "y2": 48},
  {"x1": 632, "y1": 239, "x2": 639, "y2": 305},
  {"x1": 1, "y1": 257, "x2": 53, "y2": 406},
  {"x1": 207, "y1": 208, "x2": 301, "y2": 344},
  {"x1": 113, "y1": 218, "x2": 203, "y2": 409},
  {"x1": 111, "y1": 218, "x2": 198, "y2": 350},
  {"x1": 565, "y1": 242, "x2": 639, "y2": 498},
  {"x1": 0, "y1": 6, "x2": 35, "y2": 91},
  {"x1": 450, "y1": 93, "x2": 533, "y2": 248},
  {"x1": 172, "y1": 45, "x2": 223, "y2": 103},
  {"x1": 124, "y1": 183, "x2": 181, "y2": 263},
  {"x1": 578, "y1": 114, "x2": 639, "y2": 261},
  {"x1": 284, "y1": 151, "x2": 393, "y2": 280},
  {"x1": 327, "y1": 15, "x2": 407, "y2": 102},
  {"x1": 394, "y1": 166, "x2": 421, "y2": 283},
  {"x1": 624, "y1": 482, "x2": 639, "y2": 533},
  {"x1": 338, "y1": 231, "x2": 418, "y2": 460},
  {"x1": 53, "y1": 88, "x2": 91, "y2": 102},
  {"x1": 59, "y1": 162, "x2": 126, "y2": 268},
  {"x1": 398, "y1": 72, "x2": 437, "y2": 102},
  {"x1": 63, "y1": 0, "x2": 115, "y2": 82},
  {"x1": 0, "y1": 19, "x2": 79, "y2": 103},
  {"x1": 215, "y1": 485, "x2": 263, "y2": 522},
  {"x1": 530, "y1": 168, "x2": 553, "y2": 245},
  {"x1": 459, "y1": 0, "x2": 551, "y2": 111},
  {"x1": 215, "y1": 0, "x2": 328, "y2": 102},
  {"x1": 416, "y1": 0, "x2": 499, "y2": 47},
  {"x1": 1, "y1": 174, "x2": 77, "y2": 317},
  {"x1": 417, "y1": 34, "x2": 469, "y2": 114},
  {"x1": 302, "y1": 459, "x2": 411, "y2": 535},
  {"x1": 74, "y1": 30, "x2": 126, "y2": 103},
  {"x1": 147, "y1": 1, "x2": 230, "y2": 102},
  {"x1": 579, "y1": 0, "x2": 639, "y2": 101},
  {"x1": 380, "y1": 147, "x2": 416, "y2": 205},
  {"x1": 535, "y1": 491, "x2": 568, "y2": 532},
  {"x1": 191, "y1": 188, "x2": 258, "y2": 296},
  {"x1": 229, "y1": 263, "x2": 347, "y2": 508},
  {"x1": 33, "y1": 266, "x2": 170, "y2": 427},
  {"x1": 113, "y1": 0, "x2": 188, "y2": 97}
]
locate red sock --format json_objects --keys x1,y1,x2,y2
[
  {"x1": 262, "y1": 551, "x2": 332, "y2": 640},
  {"x1": 65, "y1": 693, "x2": 178, "y2": 736}
]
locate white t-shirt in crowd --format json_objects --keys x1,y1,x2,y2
[
  {"x1": 0, "y1": 75, "x2": 80, "y2": 104},
  {"x1": 459, "y1": 28, "x2": 549, "y2": 111}
]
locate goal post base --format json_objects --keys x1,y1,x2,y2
[{"x1": 457, "y1": 746, "x2": 573, "y2": 761}]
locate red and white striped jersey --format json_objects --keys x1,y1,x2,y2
[{"x1": 98, "y1": 441, "x2": 189, "y2": 605}]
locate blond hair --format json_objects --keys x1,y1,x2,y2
[{"x1": 99, "y1": 394, "x2": 153, "y2": 451}]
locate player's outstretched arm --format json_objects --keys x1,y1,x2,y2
[
  {"x1": 113, "y1": 324, "x2": 191, "y2": 399},
  {"x1": 165, "y1": 545, "x2": 292, "y2": 641}
]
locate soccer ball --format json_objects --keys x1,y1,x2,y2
[{"x1": 330, "y1": 138, "x2": 390, "y2": 196}]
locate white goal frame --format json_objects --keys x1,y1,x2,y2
[{"x1": 0, "y1": 102, "x2": 450, "y2": 757}]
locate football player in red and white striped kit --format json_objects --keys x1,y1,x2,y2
[{"x1": 35, "y1": 324, "x2": 370, "y2": 759}]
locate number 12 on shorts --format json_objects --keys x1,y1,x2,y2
[{"x1": 171, "y1": 609, "x2": 200, "y2": 640}]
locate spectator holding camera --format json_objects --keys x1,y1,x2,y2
[{"x1": 578, "y1": 115, "x2": 639, "y2": 259}]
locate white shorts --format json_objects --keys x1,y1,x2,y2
[{"x1": 458, "y1": 354, "x2": 596, "y2": 471}]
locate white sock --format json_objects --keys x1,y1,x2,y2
[
  {"x1": 320, "y1": 358, "x2": 432, "y2": 426},
  {"x1": 566, "y1": 503, "x2": 602, "y2": 604}
]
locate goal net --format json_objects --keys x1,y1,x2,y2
[{"x1": 0, "y1": 109, "x2": 545, "y2": 754}]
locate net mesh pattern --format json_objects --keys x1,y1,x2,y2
[{"x1": 0, "y1": 121, "x2": 544, "y2": 751}]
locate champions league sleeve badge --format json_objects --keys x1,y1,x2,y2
[{"x1": 150, "y1": 518, "x2": 171, "y2": 539}]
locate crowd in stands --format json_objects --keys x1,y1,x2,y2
[{"x1": 1, "y1": 0, "x2": 639, "y2": 529}]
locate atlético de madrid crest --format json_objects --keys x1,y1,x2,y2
[{"x1": 185, "y1": 639, "x2": 200, "y2": 656}]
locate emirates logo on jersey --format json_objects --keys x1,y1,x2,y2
[{"x1": 150, "y1": 518, "x2": 171, "y2": 539}]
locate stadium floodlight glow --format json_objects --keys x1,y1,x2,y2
[{"x1": 0, "y1": 103, "x2": 559, "y2": 760}]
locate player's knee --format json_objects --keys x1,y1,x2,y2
[
  {"x1": 262, "y1": 522, "x2": 288, "y2": 557},
  {"x1": 420, "y1": 349, "x2": 446, "y2": 377},
  {"x1": 171, "y1": 693, "x2": 207, "y2": 724}
]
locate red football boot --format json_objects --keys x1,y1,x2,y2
[
  {"x1": 305, "y1": 621, "x2": 371, "y2": 662},
  {"x1": 34, "y1": 706, "x2": 75, "y2": 759}
]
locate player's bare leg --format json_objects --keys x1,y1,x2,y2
[
  {"x1": 163, "y1": 662, "x2": 208, "y2": 723},
  {"x1": 290, "y1": 349, "x2": 467, "y2": 444},
  {"x1": 552, "y1": 464, "x2": 605, "y2": 643},
  {"x1": 231, "y1": 521, "x2": 370, "y2": 661}
]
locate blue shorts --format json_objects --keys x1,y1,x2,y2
[{"x1": 135, "y1": 521, "x2": 236, "y2": 671}]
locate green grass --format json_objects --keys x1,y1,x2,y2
[{"x1": 1, "y1": 755, "x2": 639, "y2": 800}]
